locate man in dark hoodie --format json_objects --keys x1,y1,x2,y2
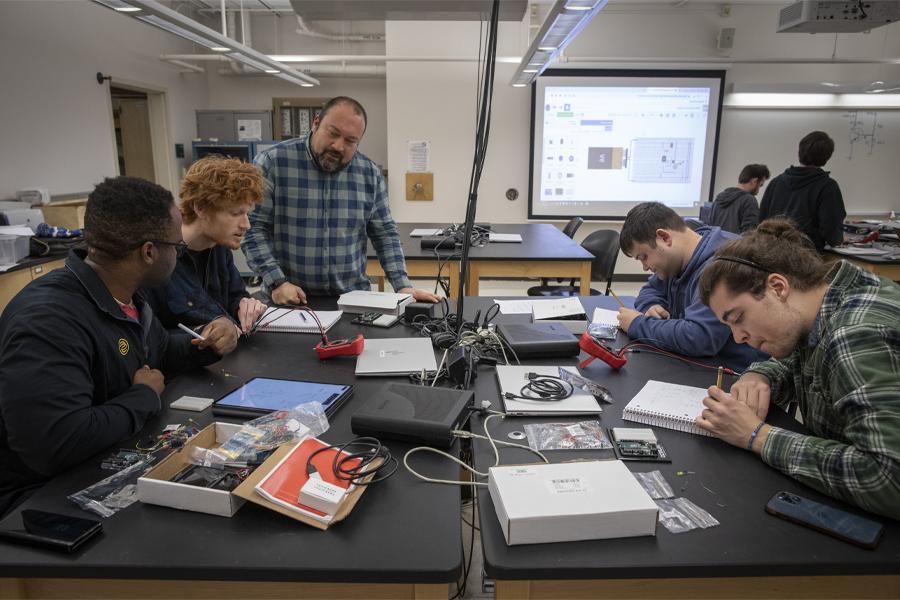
[
  {"x1": 708, "y1": 164, "x2": 769, "y2": 234},
  {"x1": 759, "y1": 131, "x2": 846, "y2": 251},
  {"x1": 0, "y1": 177, "x2": 222, "y2": 517},
  {"x1": 617, "y1": 202, "x2": 768, "y2": 372}
]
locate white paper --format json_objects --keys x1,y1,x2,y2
[
  {"x1": 410, "y1": 228, "x2": 444, "y2": 237},
  {"x1": 0, "y1": 225, "x2": 35, "y2": 236},
  {"x1": 829, "y1": 246, "x2": 891, "y2": 256},
  {"x1": 532, "y1": 297, "x2": 585, "y2": 321},
  {"x1": 489, "y1": 233, "x2": 523, "y2": 243},
  {"x1": 237, "y1": 119, "x2": 262, "y2": 141},
  {"x1": 592, "y1": 308, "x2": 620, "y2": 328},
  {"x1": 407, "y1": 140, "x2": 431, "y2": 172},
  {"x1": 495, "y1": 300, "x2": 542, "y2": 315}
]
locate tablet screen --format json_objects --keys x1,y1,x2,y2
[{"x1": 214, "y1": 378, "x2": 351, "y2": 413}]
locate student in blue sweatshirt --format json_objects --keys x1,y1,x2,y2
[{"x1": 617, "y1": 202, "x2": 767, "y2": 372}]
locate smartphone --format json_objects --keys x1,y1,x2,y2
[
  {"x1": 765, "y1": 491, "x2": 883, "y2": 549},
  {"x1": 0, "y1": 509, "x2": 102, "y2": 553}
]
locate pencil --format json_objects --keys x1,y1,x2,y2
[
  {"x1": 609, "y1": 288, "x2": 625, "y2": 308},
  {"x1": 716, "y1": 366, "x2": 723, "y2": 389}
]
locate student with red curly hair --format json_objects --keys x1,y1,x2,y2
[{"x1": 145, "y1": 156, "x2": 268, "y2": 355}]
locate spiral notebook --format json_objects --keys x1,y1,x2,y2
[
  {"x1": 622, "y1": 380, "x2": 713, "y2": 437},
  {"x1": 255, "y1": 307, "x2": 342, "y2": 334}
]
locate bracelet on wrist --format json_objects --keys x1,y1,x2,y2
[{"x1": 747, "y1": 421, "x2": 765, "y2": 451}]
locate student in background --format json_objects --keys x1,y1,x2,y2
[
  {"x1": 696, "y1": 218, "x2": 900, "y2": 519},
  {"x1": 145, "y1": 156, "x2": 268, "y2": 354},
  {"x1": 759, "y1": 131, "x2": 846, "y2": 251},
  {"x1": 708, "y1": 163, "x2": 769, "y2": 234},
  {"x1": 0, "y1": 177, "x2": 223, "y2": 517},
  {"x1": 617, "y1": 202, "x2": 768, "y2": 372}
]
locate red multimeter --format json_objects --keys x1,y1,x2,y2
[
  {"x1": 578, "y1": 331, "x2": 627, "y2": 370},
  {"x1": 315, "y1": 335, "x2": 364, "y2": 360}
]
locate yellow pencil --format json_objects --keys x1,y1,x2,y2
[
  {"x1": 609, "y1": 288, "x2": 625, "y2": 308},
  {"x1": 716, "y1": 366, "x2": 723, "y2": 389}
]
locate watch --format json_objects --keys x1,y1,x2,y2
[{"x1": 270, "y1": 277, "x2": 287, "y2": 290}]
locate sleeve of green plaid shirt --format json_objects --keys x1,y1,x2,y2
[
  {"x1": 744, "y1": 356, "x2": 797, "y2": 411},
  {"x1": 366, "y1": 172, "x2": 412, "y2": 291},
  {"x1": 760, "y1": 324, "x2": 900, "y2": 520},
  {"x1": 243, "y1": 152, "x2": 286, "y2": 289}
]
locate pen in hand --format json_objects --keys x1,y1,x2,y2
[
  {"x1": 178, "y1": 322, "x2": 206, "y2": 341},
  {"x1": 609, "y1": 288, "x2": 626, "y2": 308},
  {"x1": 716, "y1": 366, "x2": 723, "y2": 390}
]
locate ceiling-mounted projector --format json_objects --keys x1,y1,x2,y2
[{"x1": 778, "y1": 1, "x2": 900, "y2": 33}]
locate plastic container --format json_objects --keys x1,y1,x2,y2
[{"x1": 0, "y1": 235, "x2": 29, "y2": 264}]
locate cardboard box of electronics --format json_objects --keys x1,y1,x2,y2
[
  {"x1": 488, "y1": 460, "x2": 658, "y2": 545},
  {"x1": 137, "y1": 422, "x2": 246, "y2": 517},
  {"x1": 40, "y1": 197, "x2": 87, "y2": 230}
]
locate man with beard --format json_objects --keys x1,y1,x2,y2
[{"x1": 242, "y1": 96, "x2": 439, "y2": 304}]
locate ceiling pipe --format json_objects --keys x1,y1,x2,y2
[
  {"x1": 216, "y1": 64, "x2": 386, "y2": 77},
  {"x1": 294, "y1": 15, "x2": 385, "y2": 42}
]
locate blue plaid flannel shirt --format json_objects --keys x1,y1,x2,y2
[{"x1": 242, "y1": 136, "x2": 411, "y2": 296}]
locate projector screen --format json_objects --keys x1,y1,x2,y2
[{"x1": 528, "y1": 69, "x2": 726, "y2": 220}]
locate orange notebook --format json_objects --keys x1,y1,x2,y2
[{"x1": 255, "y1": 438, "x2": 360, "y2": 523}]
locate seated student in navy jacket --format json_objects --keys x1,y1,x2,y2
[
  {"x1": 145, "y1": 156, "x2": 268, "y2": 355},
  {"x1": 616, "y1": 202, "x2": 768, "y2": 372},
  {"x1": 0, "y1": 177, "x2": 225, "y2": 516}
]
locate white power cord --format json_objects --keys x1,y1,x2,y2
[{"x1": 403, "y1": 411, "x2": 548, "y2": 486}]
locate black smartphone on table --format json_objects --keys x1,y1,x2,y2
[
  {"x1": 765, "y1": 491, "x2": 883, "y2": 549},
  {"x1": 0, "y1": 509, "x2": 102, "y2": 553}
]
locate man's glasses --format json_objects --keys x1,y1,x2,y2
[{"x1": 149, "y1": 240, "x2": 189, "y2": 258}]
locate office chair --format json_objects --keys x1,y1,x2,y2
[
  {"x1": 527, "y1": 230, "x2": 620, "y2": 297},
  {"x1": 684, "y1": 217, "x2": 705, "y2": 231}
]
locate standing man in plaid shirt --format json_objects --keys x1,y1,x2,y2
[
  {"x1": 243, "y1": 96, "x2": 440, "y2": 305},
  {"x1": 695, "y1": 218, "x2": 900, "y2": 519}
]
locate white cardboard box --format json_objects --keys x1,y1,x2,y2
[
  {"x1": 337, "y1": 290, "x2": 413, "y2": 316},
  {"x1": 137, "y1": 422, "x2": 246, "y2": 517},
  {"x1": 488, "y1": 460, "x2": 657, "y2": 545}
]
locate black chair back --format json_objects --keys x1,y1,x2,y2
[
  {"x1": 562, "y1": 217, "x2": 584, "y2": 239},
  {"x1": 581, "y1": 230, "x2": 620, "y2": 293}
]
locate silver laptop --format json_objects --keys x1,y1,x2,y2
[
  {"x1": 496, "y1": 365, "x2": 602, "y2": 416},
  {"x1": 355, "y1": 338, "x2": 438, "y2": 376}
]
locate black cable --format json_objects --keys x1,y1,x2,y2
[
  {"x1": 503, "y1": 373, "x2": 574, "y2": 402},
  {"x1": 858, "y1": 0, "x2": 868, "y2": 19},
  {"x1": 305, "y1": 437, "x2": 397, "y2": 485}
]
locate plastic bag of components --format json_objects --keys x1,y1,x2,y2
[
  {"x1": 655, "y1": 497, "x2": 720, "y2": 533},
  {"x1": 633, "y1": 470, "x2": 675, "y2": 499},
  {"x1": 190, "y1": 403, "x2": 329, "y2": 468},
  {"x1": 556, "y1": 368, "x2": 614, "y2": 403},
  {"x1": 68, "y1": 456, "x2": 157, "y2": 518},
  {"x1": 524, "y1": 420, "x2": 612, "y2": 451},
  {"x1": 588, "y1": 322, "x2": 617, "y2": 341}
]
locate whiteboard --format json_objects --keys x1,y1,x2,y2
[{"x1": 716, "y1": 108, "x2": 900, "y2": 216}]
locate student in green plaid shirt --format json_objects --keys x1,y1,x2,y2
[
  {"x1": 242, "y1": 96, "x2": 439, "y2": 305},
  {"x1": 696, "y1": 218, "x2": 900, "y2": 520}
]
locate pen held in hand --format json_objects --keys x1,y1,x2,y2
[
  {"x1": 716, "y1": 366, "x2": 723, "y2": 390},
  {"x1": 609, "y1": 288, "x2": 625, "y2": 308},
  {"x1": 178, "y1": 322, "x2": 206, "y2": 341}
]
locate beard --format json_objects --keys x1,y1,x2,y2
[{"x1": 314, "y1": 148, "x2": 350, "y2": 173}]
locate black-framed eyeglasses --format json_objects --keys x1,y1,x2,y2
[
  {"x1": 714, "y1": 255, "x2": 774, "y2": 273},
  {"x1": 149, "y1": 240, "x2": 189, "y2": 258}
]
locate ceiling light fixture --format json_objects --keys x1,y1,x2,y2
[
  {"x1": 511, "y1": 0, "x2": 608, "y2": 87},
  {"x1": 91, "y1": 0, "x2": 318, "y2": 87}
]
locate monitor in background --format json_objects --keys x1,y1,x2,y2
[{"x1": 529, "y1": 69, "x2": 726, "y2": 220}]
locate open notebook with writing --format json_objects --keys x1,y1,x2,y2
[
  {"x1": 255, "y1": 307, "x2": 342, "y2": 334},
  {"x1": 622, "y1": 380, "x2": 713, "y2": 437}
]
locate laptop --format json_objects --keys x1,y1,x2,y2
[
  {"x1": 496, "y1": 365, "x2": 603, "y2": 416},
  {"x1": 355, "y1": 337, "x2": 438, "y2": 376}
]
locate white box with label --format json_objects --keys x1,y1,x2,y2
[{"x1": 488, "y1": 460, "x2": 657, "y2": 545}]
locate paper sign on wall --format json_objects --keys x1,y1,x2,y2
[
  {"x1": 237, "y1": 119, "x2": 262, "y2": 141},
  {"x1": 407, "y1": 141, "x2": 431, "y2": 172}
]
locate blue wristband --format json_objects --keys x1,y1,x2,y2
[{"x1": 747, "y1": 421, "x2": 765, "y2": 451}]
